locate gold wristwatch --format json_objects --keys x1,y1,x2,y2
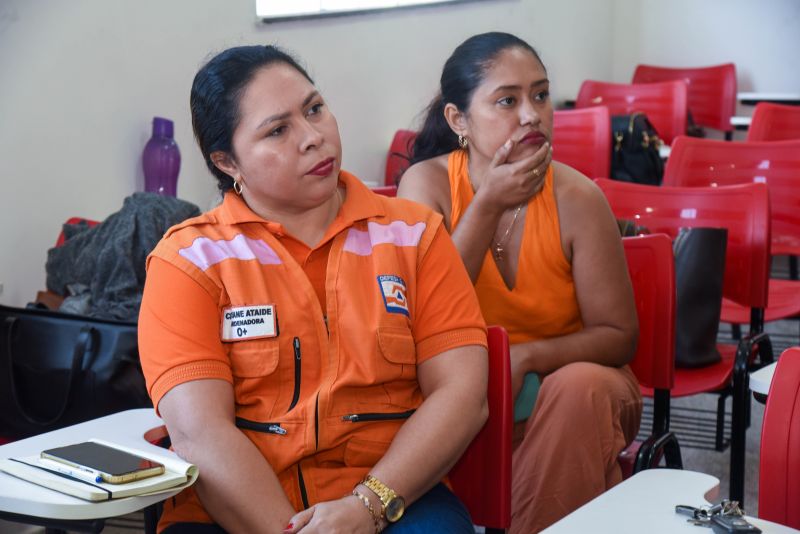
[{"x1": 361, "y1": 474, "x2": 406, "y2": 523}]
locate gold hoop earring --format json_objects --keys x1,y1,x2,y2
[
  {"x1": 458, "y1": 135, "x2": 469, "y2": 149},
  {"x1": 233, "y1": 180, "x2": 243, "y2": 195}
]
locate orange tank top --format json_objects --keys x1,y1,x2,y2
[{"x1": 448, "y1": 149, "x2": 583, "y2": 344}]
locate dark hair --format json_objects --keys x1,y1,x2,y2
[
  {"x1": 410, "y1": 32, "x2": 544, "y2": 165},
  {"x1": 190, "y1": 45, "x2": 314, "y2": 194}
]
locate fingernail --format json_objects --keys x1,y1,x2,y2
[
  {"x1": 284, "y1": 523, "x2": 294, "y2": 530},
  {"x1": 504, "y1": 140, "x2": 513, "y2": 149}
]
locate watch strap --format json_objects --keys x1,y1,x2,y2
[{"x1": 362, "y1": 474, "x2": 398, "y2": 510}]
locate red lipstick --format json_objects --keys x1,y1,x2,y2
[
  {"x1": 520, "y1": 132, "x2": 546, "y2": 146},
  {"x1": 307, "y1": 157, "x2": 335, "y2": 176}
]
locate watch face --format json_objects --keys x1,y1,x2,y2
[{"x1": 386, "y1": 496, "x2": 406, "y2": 522}]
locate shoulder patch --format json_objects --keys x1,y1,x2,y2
[{"x1": 377, "y1": 275, "x2": 409, "y2": 316}]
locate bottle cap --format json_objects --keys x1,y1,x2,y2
[{"x1": 152, "y1": 117, "x2": 174, "y2": 138}]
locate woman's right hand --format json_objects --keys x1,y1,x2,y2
[
  {"x1": 475, "y1": 138, "x2": 552, "y2": 211},
  {"x1": 285, "y1": 495, "x2": 377, "y2": 534}
]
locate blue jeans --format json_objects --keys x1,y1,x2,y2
[
  {"x1": 162, "y1": 483, "x2": 473, "y2": 533},
  {"x1": 385, "y1": 483, "x2": 473, "y2": 534}
]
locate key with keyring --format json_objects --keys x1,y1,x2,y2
[{"x1": 676, "y1": 504, "x2": 712, "y2": 527}]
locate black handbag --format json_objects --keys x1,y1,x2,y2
[
  {"x1": 611, "y1": 113, "x2": 665, "y2": 186},
  {"x1": 0, "y1": 304, "x2": 151, "y2": 439},
  {"x1": 673, "y1": 228, "x2": 728, "y2": 368}
]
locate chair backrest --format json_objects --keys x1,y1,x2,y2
[
  {"x1": 747, "y1": 102, "x2": 800, "y2": 142},
  {"x1": 576, "y1": 80, "x2": 688, "y2": 145},
  {"x1": 449, "y1": 325, "x2": 512, "y2": 530},
  {"x1": 371, "y1": 185, "x2": 398, "y2": 197},
  {"x1": 759, "y1": 347, "x2": 800, "y2": 529},
  {"x1": 632, "y1": 63, "x2": 736, "y2": 133},
  {"x1": 55, "y1": 217, "x2": 100, "y2": 247},
  {"x1": 552, "y1": 106, "x2": 611, "y2": 179},
  {"x1": 384, "y1": 129, "x2": 417, "y2": 186},
  {"x1": 622, "y1": 234, "x2": 675, "y2": 391},
  {"x1": 596, "y1": 179, "x2": 771, "y2": 310},
  {"x1": 664, "y1": 136, "x2": 800, "y2": 251}
]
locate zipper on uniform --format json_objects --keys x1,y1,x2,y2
[
  {"x1": 341, "y1": 410, "x2": 416, "y2": 422},
  {"x1": 288, "y1": 337, "x2": 301, "y2": 412},
  {"x1": 314, "y1": 394, "x2": 320, "y2": 450},
  {"x1": 235, "y1": 417, "x2": 287, "y2": 435},
  {"x1": 297, "y1": 464, "x2": 310, "y2": 509}
]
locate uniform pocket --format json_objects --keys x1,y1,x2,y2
[
  {"x1": 376, "y1": 326, "x2": 416, "y2": 365},
  {"x1": 343, "y1": 436, "x2": 391, "y2": 468},
  {"x1": 229, "y1": 339, "x2": 280, "y2": 378}
]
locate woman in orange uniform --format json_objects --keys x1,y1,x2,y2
[
  {"x1": 138, "y1": 44, "x2": 488, "y2": 534},
  {"x1": 398, "y1": 32, "x2": 643, "y2": 533}
]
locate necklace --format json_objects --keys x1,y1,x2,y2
[
  {"x1": 465, "y1": 158, "x2": 523, "y2": 261},
  {"x1": 493, "y1": 204, "x2": 524, "y2": 260}
]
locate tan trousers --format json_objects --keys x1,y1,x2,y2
[{"x1": 510, "y1": 362, "x2": 642, "y2": 533}]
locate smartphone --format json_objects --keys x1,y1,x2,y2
[{"x1": 41, "y1": 441, "x2": 165, "y2": 484}]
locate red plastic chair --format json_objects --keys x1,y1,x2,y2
[
  {"x1": 596, "y1": 179, "x2": 773, "y2": 506},
  {"x1": 552, "y1": 106, "x2": 611, "y2": 179},
  {"x1": 384, "y1": 129, "x2": 417, "y2": 186},
  {"x1": 632, "y1": 63, "x2": 736, "y2": 138},
  {"x1": 664, "y1": 136, "x2": 800, "y2": 325},
  {"x1": 450, "y1": 325, "x2": 512, "y2": 534},
  {"x1": 371, "y1": 185, "x2": 398, "y2": 197},
  {"x1": 576, "y1": 80, "x2": 688, "y2": 145},
  {"x1": 747, "y1": 102, "x2": 800, "y2": 142},
  {"x1": 759, "y1": 347, "x2": 800, "y2": 529},
  {"x1": 618, "y1": 234, "x2": 681, "y2": 477}
]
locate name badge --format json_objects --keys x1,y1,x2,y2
[{"x1": 221, "y1": 305, "x2": 277, "y2": 342}]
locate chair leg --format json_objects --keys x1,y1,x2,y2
[
  {"x1": 663, "y1": 435, "x2": 683, "y2": 470},
  {"x1": 715, "y1": 393, "x2": 728, "y2": 451},
  {"x1": 731, "y1": 324, "x2": 742, "y2": 340},
  {"x1": 745, "y1": 391, "x2": 751, "y2": 430},
  {"x1": 144, "y1": 502, "x2": 163, "y2": 534},
  {"x1": 729, "y1": 359, "x2": 750, "y2": 507}
]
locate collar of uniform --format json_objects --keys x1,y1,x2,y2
[
  {"x1": 336, "y1": 170, "x2": 385, "y2": 225},
  {"x1": 218, "y1": 170, "x2": 385, "y2": 229}
]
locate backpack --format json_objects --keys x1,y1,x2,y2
[{"x1": 611, "y1": 112, "x2": 664, "y2": 186}]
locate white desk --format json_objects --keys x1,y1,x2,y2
[
  {"x1": 542, "y1": 469, "x2": 800, "y2": 533},
  {"x1": 738, "y1": 92, "x2": 800, "y2": 106},
  {"x1": 0, "y1": 409, "x2": 181, "y2": 521},
  {"x1": 731, "y1": 116, "x2": 753, "y2": 127},
  {"x1": 751, "y1": 361, "x2": 777, "y2": 397}
]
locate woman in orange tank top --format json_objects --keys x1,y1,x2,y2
[{"x1": 398, "y1": 32, "x2": 643, "y2": 533}]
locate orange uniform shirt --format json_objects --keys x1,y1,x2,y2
[{"x1": 139, "y1": 171, "x2": 486, "y2": 529}]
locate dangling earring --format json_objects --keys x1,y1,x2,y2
[
  {"x1": 233, "y1": 180, "x2": 243, "y2": 195},
  {"x1": 458, "y1": 135, "x2": 469, "y2": 149}
]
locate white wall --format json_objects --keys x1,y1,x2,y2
[
  {"x1": 0, "y1": 0, "x2": 615, "y2": 306},
  {"x1": 611, "y1": 0, "x2": 800, "y2": 90},
  {"x1": 1, "y1": 0, "x2": 798, "y2": 307}
]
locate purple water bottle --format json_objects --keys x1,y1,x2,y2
[{"x1": 142, "y1": 117, "x2": 181, "y2": 196}]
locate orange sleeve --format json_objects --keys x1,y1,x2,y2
[
  {"x1": 138, "y1": 257, "x2": 232, "y2": 413},
  {"x1": 413, "y1": 224, "x2": 487, "y2": 363}
]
